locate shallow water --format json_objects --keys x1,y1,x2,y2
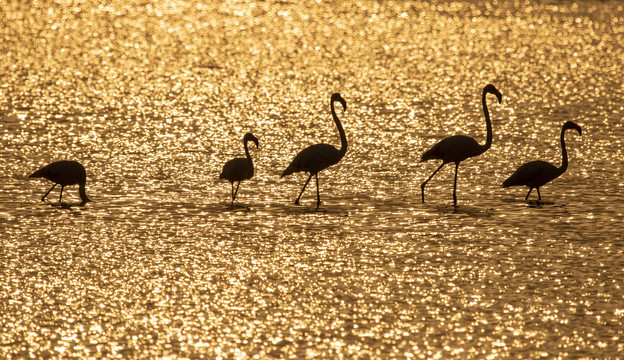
[{"x1": 1, "y1": 0, "x2": 623, "y2": 358}]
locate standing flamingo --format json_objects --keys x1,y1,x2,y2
[
  {"x1": 502, "y1": 121, "x2": 582, "y2": 201},
  {"x1": 281, "y1": 93, "x2": 347, "y2": 208},
  {"x1": 220, "y1": 132, "x2": 259, "y2": 206},
  {"x1": 420, "y1": 84, "x2": 502, "y2": 206},
  {"x1": 29, "y1": 160, "x2": 92, "y2": 205}
]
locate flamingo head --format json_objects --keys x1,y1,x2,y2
[
  {"x1": 331, "y1": 93, "x2": 347, "y2": 112},
  {"x1": 484, "y1": 84, "x2": 502, "y2": 104},
  {"x1": 78, "y1": 183, "x2": 92, "y2": 206},
  {"x1": 244, "y1": 132, "x2": 259, "y2": 148},
  {"x1": 79, "y1": 196, "x2": 92, "y2": 206},
  {"x1": 563, "y1": 121, "x2": 582, "y2": 136}
]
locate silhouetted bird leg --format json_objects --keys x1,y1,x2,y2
[
  {"x1": 525, "y1": 188, "x2": 533, "y2": 200},
  {"x1": 315, "y1": 173, "x2": 321, "y2": 208},
  {"x1": 295, "y1": 173, "x2": 313, "y2": 205},
  {"x1": 41, "y1": 183, "x2": 57, "y2": 202},
  {"x1": 537, "y1": 187, "x2": 541, "y2": 201},
  {"x1": 421, "y1": 163, "x2": 445, "y2": 203},
  {"x1": 230, "y1": 182, "x2": 235, "y2": 206},
  {"x1": 59, "y1": 185, "x2": 65, "y2": 203},
  {"x1": 453, "y1": 162, "x2": 459, "y2": 206},
  {"x1": 233, "y1": 182, "x2": 241, "y2": 203}
]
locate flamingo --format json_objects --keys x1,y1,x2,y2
[
  {"x1": 502, "y1": 121, "x2": 582, "y2": 201},
  {"x1": 29, "y1": 160, "x2": 92, "y2": 205},
  {"x1": 420, "y1": 84, "x2": 502, "y2": 206},
  {"x1": 281, "y1": 93, "x2": 347, "y2": 208},
  {"x1": 219, "y1": 132, "x2": 259, "y2": 206}
]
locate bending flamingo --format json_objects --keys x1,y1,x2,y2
[
  {"x1": 29, "y1": 160, "x2": 92, "y2": 205},
  {"x1": 220, "y1": 132, "x2": 259, "y2": 206},
  {"x1": 502, "y1": 121, "x2": 582, "y2": 201},
  {"x1": 420, "y1": 84, "x2": 502, "y2": 206},
  {"x1": 281, "y1": 93, "x2": 347, "y2": 208}
]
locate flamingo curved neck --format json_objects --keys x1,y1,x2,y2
[
  {"x1": 331, "y1": 100, "x2": 347, "y2": 157},
  {"x1": 244, "y1": 140, "x2": 252, "y2": 162},
  {"x1": 480, "y1": 89, "x2": 493, "y2": 154},
  {"x1": 559, "y1": 127, "x2": 569, "y2": 174}
]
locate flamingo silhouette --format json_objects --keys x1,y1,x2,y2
[
  {"x1": 502, "y1": 121, "x2": 582, "y2": 201},
  {"x1": 281, "y1": 93, "x2": 347, "y2": 208},
  {"x1": 29, "y1": 160, "x2": 92, "y2": 205},
  {"x1": 420, "y1": 84, "x2": 502, "y2": 206},
  {"x1": 219, "y1": 132, "x2": 259, "y2": 206}
]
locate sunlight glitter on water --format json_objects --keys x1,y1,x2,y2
[{"x1": 1, "y1": 0, "x2": 624, "y2": 358}]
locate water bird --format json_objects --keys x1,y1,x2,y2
[
  {"x1": 420, "y1": 84, "x2": 502, "y2": 206},
  {"x1": 502, "y1": 121, "x2": 582, "y2": 201},
  {"x1": 220, "y1": 132, "x2": 259, "y2": 206},
  {"x1": 29, "y1": 160, "x2": 92, "y2": 205},
  {"x1": 281, "y1": 93, "x2": 347, "y2": 208}
]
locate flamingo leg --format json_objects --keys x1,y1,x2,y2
[
  {"x1": 233, "y1": 181, "x2": 241, "y2": 203},
  {"x1": 229, "y1": 182, "x2": 235, "y2": 206},
  {"x1": 525, "y1": 187, "x2": 533, "y2": 200},
  {"x1": 315, "y1": 173, "x2": 321, "y2": 208},
  {"x1": 41, "y1": 183, "x2": 57, "y2": 202},
  {"x1": 536, "y1": 187, "x2": 541, "y2": 201},
  {"x1": 59, "y1": 185, "x2": 65, "y2": 203},
  {"x1": 452, "y1": 162, "x2": 459, "y2": 206},
  {"x1": 295, "y1": 173, "x2": 313, "y2": 205},
  {"x1": 421, "y1": 163, "x2": 445, "y2": 203}
]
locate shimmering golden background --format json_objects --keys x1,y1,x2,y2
[{"x1": 1, "y1": 0, "x2": 623, "y2": 358}]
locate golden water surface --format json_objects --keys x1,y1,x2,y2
[{"x1": 1, "y1": 0, "x2": 623, "y2": 358}]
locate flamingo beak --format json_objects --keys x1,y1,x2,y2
[{"x1": 564, "y1": 121, "x2": 582, "y2": 136}]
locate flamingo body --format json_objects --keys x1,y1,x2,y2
[
  {"x1": 221, "y1": 157, "x2": 254, "y2": 182},
  {"x1": 502, "y1": 121, "x2": 582, "y2": 201},
  {"x1": 420, "y1": 84, "x2": 503, "y2": 205},
  {"x1": 281, "y1": 143, "x2": 342, "y2": 177},
  {"x1": 502, "y1": 160, "x2": 558, "y2": 189},
  {"x1": 29, "y1": 160, "x2": 91, "y2": 205},
  {"x1": 281, "y1": 93, "x2": 347, "y2": 207},
  {"x1": 421, "y1": 135, "x2": 482, "y2": 164},
  {"x1": 220, "y1": 132, "x2": 258, "y2": 206}
]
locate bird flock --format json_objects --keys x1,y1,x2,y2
[{"x1": 28, "y1": 84, "x2": 583, "y2": 207}]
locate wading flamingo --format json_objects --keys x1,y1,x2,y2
[
  {"x1": 220, "y1": 132, "x2": 259, "y2": 206},
  {"x1": 420, "y1": 84, "x2": 502, "y2": 206},
  {"x1": 502, "y1": 121, "x2": 582, "y2": 201},
  {"x1": 281, "y1": 93, "x2": 347, "y2": 208},
  {"x1": 29, "y1": 160, "x2": 92, "y2": 205}
]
